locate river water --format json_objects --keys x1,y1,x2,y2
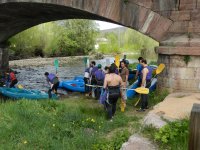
[{"x1": 14, "y1": 57, "x2": 138, "y2": 92}]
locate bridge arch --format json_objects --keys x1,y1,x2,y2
[{"x1": 0, "y1": 0, "x2": 172, "y2": 43}]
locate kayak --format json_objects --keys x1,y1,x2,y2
[
  {"x1": 62, "y1": 80, "x2": 85, "y2": 92},
  {"x1": 74, "y1": 75, "x2": 84, "y2": 82},
  {"x1": 127, "y1": 80, "x2": 139, "y2": 99},
  {"x1": 149, "y1": 78, "x2": 157, "y2": 92},
  {"x1": 0, "y1": 87, "x2": 57, "y2": 100},
  {"x1": 126, "y1": 78, "x2": 157, "y2": 99}
]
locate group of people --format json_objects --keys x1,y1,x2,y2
[
  {"x1": 0, "y1": 69, "x2": 18, "y2": 88},
  {"x1": 84, "y1": 57, "x2": 153, "y2": 120},
  {"x1": 2, "y1": 56, "x2": 153, "y2": 121}
]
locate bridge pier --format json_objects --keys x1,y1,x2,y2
[
  {"x1": 0, "y1": 43, "x2": 9, "y2": 76},
  {"x1": 156, "y1": 34, "x2": 200, "y2": 92}
]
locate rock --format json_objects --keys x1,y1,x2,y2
[
  {"x1": 143, "y1": 112, "x2": 167, "y2": 129},
  {"x1": 121, "y1": 134, "x2": 157, "y2": 150}
]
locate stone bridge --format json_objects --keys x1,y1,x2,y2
[{"x1": 0, "y1": 0, "x2": 200, "y2": 92}]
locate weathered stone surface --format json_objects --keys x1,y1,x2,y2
[
  {"x1": 0, "y1": 0, "x2": 173, "y2": 42},
  {"x1": 121, "y1": 134, "x2": 158, "y2": 150},
  {"x1": 179, "y1": 0, "x2": 197, "y2": 10},
  {"x1": 156, "y1": 46, "x2": 200, "y2": 55},
  {"x1": 152, "y1": 0, "x2": 177, "y2": 11},
  {"x1": 157, "y1": 54, "x2": 200, "y2": 92},
  {"x1": 0, "y1": 44, "x2": 9, "y2": 73},
  {"x1": 170, "y1": 11, "x2": 191, "y2": 21},
  {"x1": 143, "y1": 112, "x2": 167, "y2": 129},
  {"x1": 169, "y1": 21, "x2": 189, "y2": 33}
]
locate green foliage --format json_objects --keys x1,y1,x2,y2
[
  {"x1": 9, "y1": 20, "x2": 99, "y2": 59},
  {"x1": 92, "y1": 130, "x2": 130, "y2": 150},
  {"x1": 149, "y1": 89, "x2": 169, "y2": 106},
  {"x1": 0, "y1": 98, "x2": 139, "y2": 149},
  {"x1": 154, "y1": 119, "x2": 189, "y2": 150},
  {"x1": 98, "y1": 28, "x2": 158, "y2": 56},
  {"x1": 183, "y1": 55, "x2": 191, "y2": 65}
]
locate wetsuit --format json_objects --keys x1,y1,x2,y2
[
  {"x1": 47, "y1": 73, "x2": 59, "y2": 98},
  {"x1": 141, "y1": 66, "x2": 152, "y2": 110},
  {"x1": 105, "y1": 86, "x2": 120, "y2": 119},
  {"x1": 10, "y1": 72, "x2": 18, "y2": 88}
]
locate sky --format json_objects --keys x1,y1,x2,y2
[{"x1": 96, "y1": 21, "x2": 122, "y2": 30}]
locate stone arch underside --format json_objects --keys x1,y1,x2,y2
[{"x1": 0, "y1": 0, "x2": 173, "y2": 43}]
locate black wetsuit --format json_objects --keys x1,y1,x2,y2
[{"x1": 105, "y1": 86, "x2": 120, "y2": 119}]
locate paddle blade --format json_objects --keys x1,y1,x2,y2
[
  {"x1": 134, "y1": 87, "x2": 149, "y2": 94},
  {"x1": 54, "y1": 59, "x2": 59, "y2": 69},
  {"x1": 156, "y1": 64, "x2": 165, "y2": 75},
  {"x1": 115, "y1": 55, "x2": 120, "y2": 68},
  {"x1": 17, "y1": 84, "x2": 23, "y2": 89}
]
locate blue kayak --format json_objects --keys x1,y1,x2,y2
[
  {"x1": 74, "y1": 75, "x2": 84, "y2": 82},
  {"x1": 127, "y1": 80, "x2": 140, "y2": 99},
  {"x1": 62, "y1": 80, "x2": 85, "y2": 92},
  {"x1": 126, "y1": 78, "x2": 157, "y2": 99},
  {"x1": 0, "y1": 87, "x2": 57, "y2": 100}
]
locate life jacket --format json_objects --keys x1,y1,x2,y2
[
  {"x1": 95, "y1": 70, "x2": 105, "y2": 81},
  {"x1": 91, "y1": 66, "x2": 98, "y2": 77},
  {"x1": 145, "y1": 66, "x2": 153, "y2": 80},
  {"x1": 10, "y1": 72, "x2": 16, "y2": 81},
  {"x1": 48, "y1": 73, "x2": 56, "y2": 83}
]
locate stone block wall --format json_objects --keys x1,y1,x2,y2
[
  {"x1": 0, "y1": 46, "x2": 9, "y2": 74},
  {"x1": 158, "y1": 54, "x2": 200, "y2": 92}
]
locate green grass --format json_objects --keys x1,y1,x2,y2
[
  {"x1": 0, "y1": 97, "x2": 144, "y2": 150},
  {"x1": 0, "y1": 90, "x2": 188, "y2": 150},
  {"x1": 142, "y1": 119, "x2": 189, "y2": 150}
]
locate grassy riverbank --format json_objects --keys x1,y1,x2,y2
[{"x1": 0, "y1": 90, "x2": 187, "y2": 150}]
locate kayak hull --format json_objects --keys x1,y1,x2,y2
[
  {"x1": 0, "y1": 87, "x2": 57, "y2": 100},
  {"x1": 127, "y1": 80, "x2": 139, "y2": 99},
  {"x1": 62, "y1": 80, "x2": 85, "y2": 93}
]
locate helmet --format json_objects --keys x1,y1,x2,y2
[
  {"x1": 97, "y1": 64, "x2": 102, "y2": 68},
  {"x1": 125, "y1": 60, "x2": 129, "y2": 65}
]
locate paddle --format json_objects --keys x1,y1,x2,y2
[
  {"x1": 155, "y1": 63, "x2": 165, "y2": 76},
  {"x1": 115, "y1": 55, "x2": 120, "y2": 69},
  {"x1": 133, "y1": 87, "x2": 149, "y2": 94},
  {"x1": 83, "y1": 57, "x2": 88, "y2": 68},
  {"x1": 54, "y1": 59, "x2": 59, "y2": 74},
  {"x1": 85, "y1": 84, "x2": 149, "y2": 94},
  {"x1": 134, "y1": 63, "x2": 165, "y2": 107},
  {"x1": 17, "y1": 84, "x2": 23, "y2": 89}
]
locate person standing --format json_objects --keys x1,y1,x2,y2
[
  {"x1": 94, "y1": 64, "x2": 105, "y2": 100},
  {"x1": 84, "y1": 66, "x2": 90, "y2": 94},
  {"x1": 137, "y1": 59, "x2": 152, "y2": 112},
  {"x1": 104, "y1": 65, "x2": 123, "y2": 121},
  {"x1": 120, "y1": 60, "x2": 129, "y2": 112},
  {"x1": 44, "y1": 72, "x2": 60, "y2": 99},
  {"x1": 135, "y1": 57, "x2": 144, "y2": 85},
  {"x1": 90, "y1": 61, "x2": 98, "y2": 98},
  {"x1": 8, "y1": 69, "x2": 18, "y2": 88}
]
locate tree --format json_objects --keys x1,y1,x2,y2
[{"x1": 8, "y1": 19, "x2": 99, "y2": 59}]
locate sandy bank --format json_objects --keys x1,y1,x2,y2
[{"x1": 9, "y1": 56, "x2": 94, "y2": 68}]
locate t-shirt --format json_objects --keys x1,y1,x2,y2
[
  {"x1": 120, "y1": 67, "x2": 129, "y2": 82},
  {"x1": 136, "y1": 64, "x2": 143, "y2": 74},
  {"x1": 10, "y1": 72, "x2": 16, "y2": 81}
]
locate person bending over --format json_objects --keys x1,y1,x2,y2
[{"x1": 44, "y1": 72, "x2": 59, "y2": 98}]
